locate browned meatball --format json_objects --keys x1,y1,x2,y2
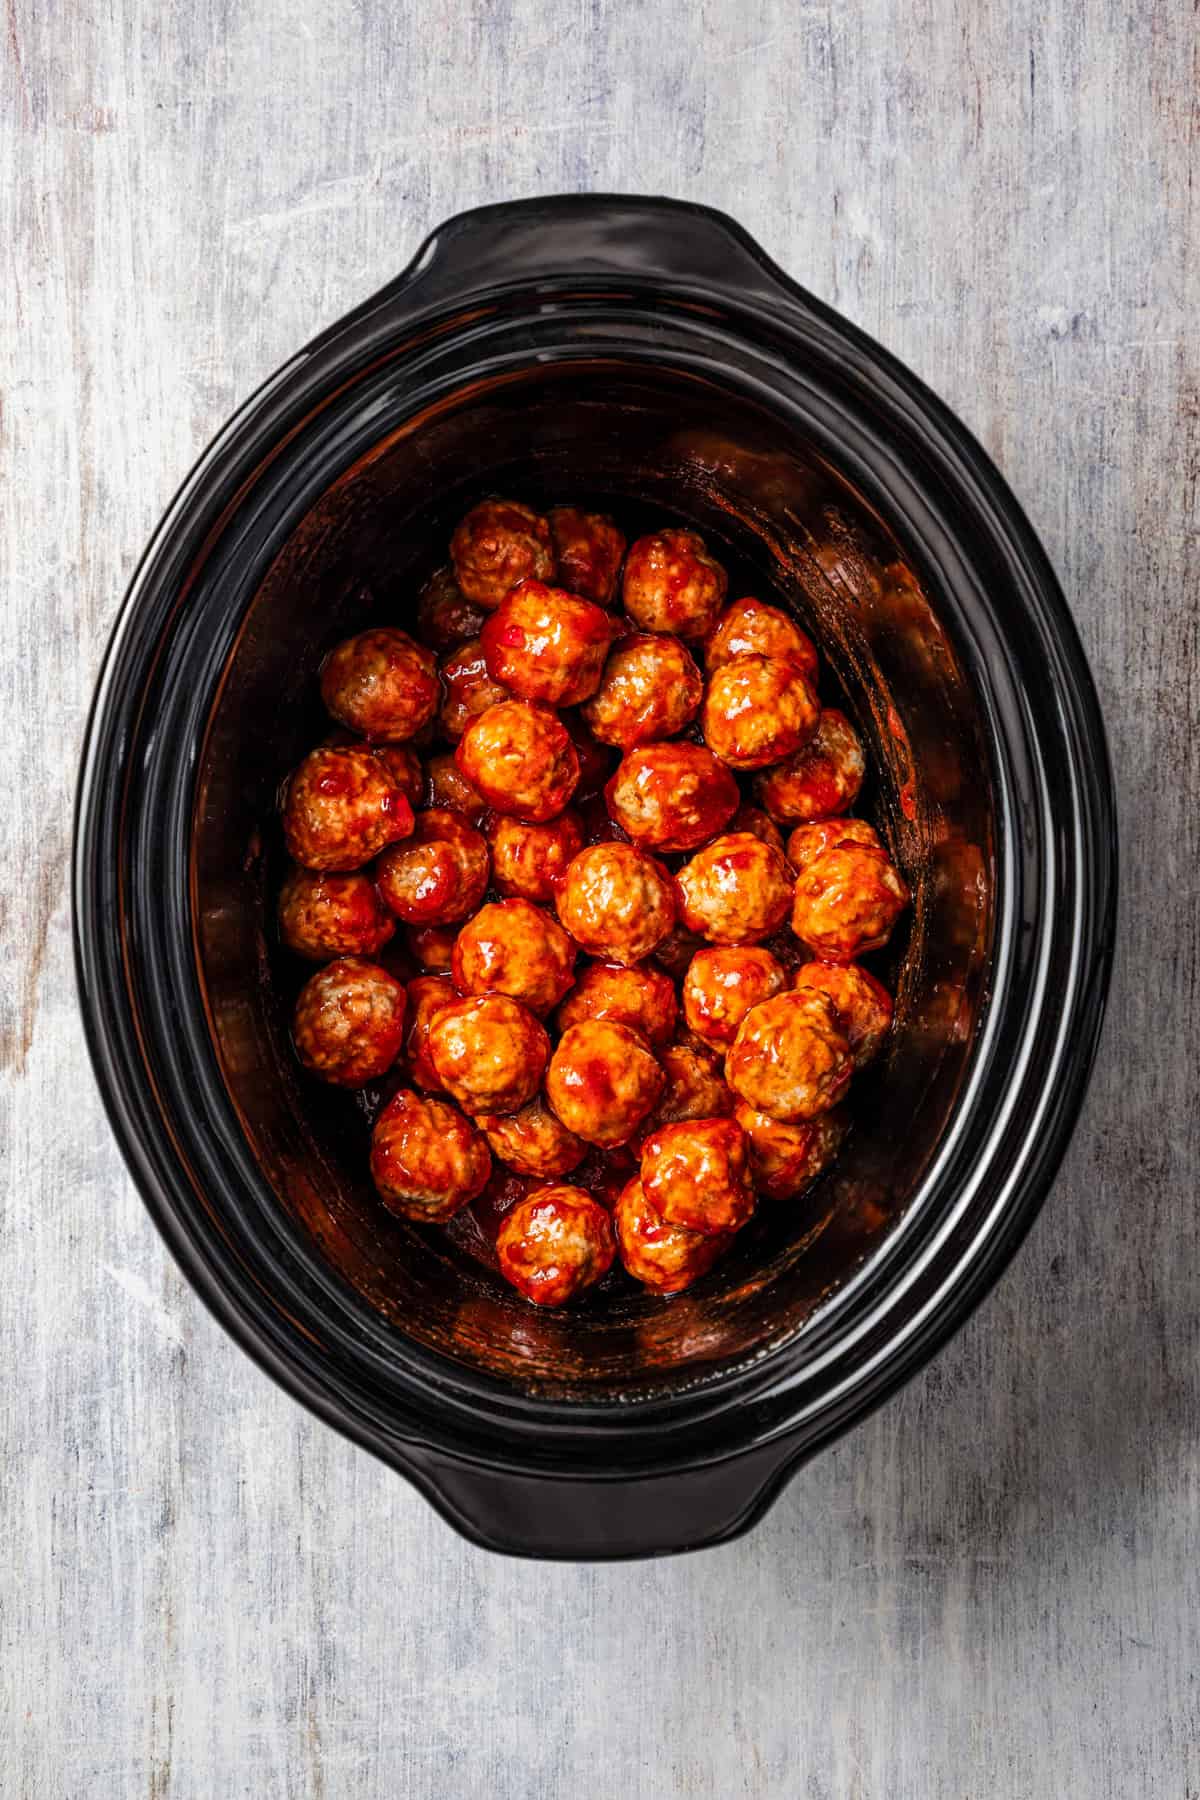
[
  {"x1": 456, "y1": 700, "x2": 580, "y2": 822},
  {"x1": 416, "y1": 564, "x2": 487, "y2": 651},
  {"x1": 477, "y1": 1094, "x2": 587, "y2": 1180},
  {"x1": 373, "y1": 745, "x2": 424, "y2": 808},
  {"x1": 554, "y1": 842, "x2": 676, "y2": 965},
  {"x1": 450, "y1": 499, "x2": 555, "y2": 608},
  {"x1": 734, "y1": 1101, "x2": 848, "y2": 1201},
  {"x1": 786, "y1": 816, "x2": 881, "y2": 873},
  {"x1": 278, "y1": 866, "x2": 395, "y2": 962},
  {"x1": 622, "y1": 528, "x2": 728, "y2": 639},
  {"x1": 557, "y1": 960, "x2": 678, "y2": 1048},
  {"x1": 548, "y1": 506, "x2": 626, "y2": 604},
  {"x1": 682, "y1": 946, "x2": 787, "y2": 1051},
  {"x1": 791, "y1": 844, "x2": 910, "y2": 960},
  {"x1": 700, "y1": 655, "x2": 821, "y2": 771},
  {"x1": 605, "y1": 742, "x2": 739, "y2": 853},
  {"x1": 427, "y1": 994, "x2": 550, "y2": 1116},
  {"x1": 404, "y1": 973, "x2": 456, "y2": 1089},
  {"x1": 614, "y1": 1176, "x2": 733, "y2": 1293},
  {"x1": 405, "y1": 923, "x2": 457, "y2": 973},
  {"x1": 637, "y1": 1033, "x2": 734, "y2": 1145},
  {"x1": 579, "y1": 634, "x2": 704, "y2": 749},
  {"x1": 452, "y1": 897, "x2": 576, "y2": 1017},
  {"x1": 729, "y1": 803, "x2": 786, "y2": 856},
  {"x1": 292, "y1": 957, "x2": 407, "y2": 1087},
  {"x1": 320, "y1": 627, "x2": 439, "y2": 743},
  {"x1": 375, "y1": 809, "x2": 489, "y2": 926},
  {"x1": 480, "y1": 580, "x2": 616, "y2": 707},
  {"x1": 370, "y1": 1089, "x2": 491, "y2": 1221},
  {"x1": 546, "y1": 1021, "x2": 665, "y2": 1148},
  {"x1": 755, "y1": 708, "x2": 866, "y2": 824},
  {"x1": 704, "y1": 596, "x2": 819, "y2": 682},
  {"x1": 726, "y1": 989, "x2": 853, "y2": 1123},
  {"x1": 496, "y1": 1185, "x2": 616, "y2": 1307},
  {"x1": 281, "y1": 745, "x2": 414, "y2": 871},
  {"x1": 792, "y1": 961, "x2": 893, "y2": 1068},
  {"x1": 640, "y1": 1117, "x2": 755, "y2": 1236},
  {"x1": 438, "y1": 638, "x2": 510, "y2": 740},
  {"x1": 675, "y1": 833, "x2": 793, "y2": 945},
  {"x1": 486, "y1": 810, "x2": 583, "y2": 903},
  {"x1": 424, "y1": 752, "x2": 486, "y2": 822}
]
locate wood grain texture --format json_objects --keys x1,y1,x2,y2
[{"x1": 1, "y1": 0, "x2": 1196, "y2": 1794}]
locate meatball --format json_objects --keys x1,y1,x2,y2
[
  {"x1": 375, "y1": 809, "x2": 489, "y2": 926},
  {"x1": 487, "y1": 810, "x2": 584, "y2": 903},
  {"x1": 416, "y1": 564, "x2": 487, "y2": 651},
  {"x1": 404, "y1": 972, "x2": 456, "y2": 1089},
  {"x1": 281, "y1": 745, "x2": 413, "y2": 871},
  {"x1": 640, "y1": 1117, "x2": 755, "y2": 1236},
  {"x1": 277, "y1": 866, "x2": 395, "y2": 962},
  {"x1": 370, "y1": 1089, "x2": 491, "y2": 1221},
  {"x1": 734, "y1": 1101, "x2": 848, "y2": 1201},
  {"x1": 557, "y1": 959, "x2": 677, "y2": 1048},
  {"x1": 786, "y1": 816, "x2": 882, "y2": 873},
  {"x1": 639, "y1": 1034, "x2": 734, "y2": 1141},
  {"x1": 704, "y1": 596, "x2": 819, "y2": 681},
  {"x1": 548, "y1": 506, "x2": 625, "y2": 604},
  {"x1": 449, "y1": 498, "x2": 555, "y2": 608},
  {"x1": 456, "y1": 700, "x2": 580, "y2": 823},
  {"x1": 729, "y1": 803, "x2": 785, "y2": 857},
  {"x1": 496, "y1": 1185, "x2": 616, "y2": 1308},
  {"x1": 427, "y1": 994, "x2": 550, "y2": 1116},
  {"x1": 675, "y1": 833, "x2": 794, "y2": 945},
  {"x1": 792, "y1": 960, "x2": 894, "y2": 1068},
  {"x1": 615, "y1": 1176, "x2": 733, "y2": 1294},
  {"x1": 682, "y1": 946, "x2": 788, "y2": 1051},
  {"x1": 700, "y1": 654, "x2": 820, "y2": 771},
  {"x1": 791, "y1": 843, "x2": 910, "y2": 960},
  {"x1": 622, "y1": 528, "x2": 728, "y2": 639},
  {"x1": 755, "y1": 708, "x2": 866, "y2": 823},
  {"x1": 605, "y1": 742, "x2": 739, "y2": 853},
  {"x1": 424, "y1": 752, "x2": 486, "y2": 822},
  {"x1": 452, "y1": 897, "x2": 576, "y2": 1017},
  {"x1": 726, "y1": 988, "x2": 853, "y2": 1123},
  {"x1": 477, "y1": 1094, "x2": 587, "y2": 1180},
  {"x1": 405, "y1": 923, "x2": 457, "y2": 973},
  {"x1": 480, "y1": 579, "x2": 615, "y2": 707},
  {"x1": 579, "y1": 634, "x2": 704, "y2": 749},
  {"x1": 546, "y1": 1021, "x2": 665, "y2": 1148},
  {"x1": 292, "y1": 957, "x2": 407, "y2": 1087},
  {"x1": 439, "y1": 638, "x2": 510, "y2": 740},
  {"x1": 554, "y1": 842, "x2": 676, "y2": 965},
  {"x1": 373, "y1": 745, "x2": 424, "y2": 808},
  {"x1": 319, "y1": 627, "x2": 439, "y2": 743}
]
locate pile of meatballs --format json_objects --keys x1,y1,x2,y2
[{"x1": 277, "y1": 499, "x2": 910, "y2": 1310}]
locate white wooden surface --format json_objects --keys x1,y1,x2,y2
[{"x1": 2, "y1": 2, "x2": 1197, "y2": 1794}]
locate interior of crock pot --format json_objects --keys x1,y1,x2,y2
[{"x1": 192, "y1": 359, "x2": 994, "y2": 1394}]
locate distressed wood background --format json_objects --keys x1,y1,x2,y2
[{"x1": 2, "y1": 1, "x2": 1197, "y2": 1794}]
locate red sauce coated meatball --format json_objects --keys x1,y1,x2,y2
[
  {"x1": 477, "y1": 1094, "x2": 587, "y2": 1180},
  {"x1": 320, "y1": 627, "x2": 439, "y2": 743},
  {"x1": 792, "y1": 961, "x2": 894, "y2": 1068},
  {"x1": 496, "y1": 1185, "x2": 616, "y2": 1307},
  {"x1": 554, "y1": 842, "x2": 677, "y2": 965},
  {"x1": 641, "y1": 1117, "x2": 755, "y2": 1236},
  {"x1": 450, "y1": 498, "x2": 555, "y2": 608},
  {"x1": 755, "y1": 708, "x2": 866, "y2": 823},
  {"x1": 439, "y1": 638, "x2": 510, "y2": 740},
  {"x1": 424, "y1": 752, "x2": 486, "y2": 822},
  {"x1": 675, "y1": 833, "x2": 794, "y2": 945},
  {"x1": 282, "y1": 745, "x2": 413, "y2": 871},
  {"x1": 427, "y1": 994, "x2": 550, "y2": 1116},
  {"x1": 546, "y1": 1021, "x2": 665, "y2": 1148},
  {"x1": 456, "y1": 700, "x2": 580, "y2": 823},
  {"x1": 557, "y1": 960, "x2": 677, "y2": 1047},
  {"x1": 548, "y1": 506, "x2": 626, "y2": 604},
  {"x1": 639, "y1": 1034, "x2": 734, "y2": 1143},
  {"x1": 480, "y1": 580, "x2": 616, "y2": 707},
  {"x1": 605, "y1": 742, "x2": 739, "y2": 853},
  {"x1": 292, "y1": 957, "x2": 407, "y2": 1087},
  {"x1": 452, "y1": 897, "x2": 576, "y2": 1016},
  {"x1": 786, "y1": 816, "x2": 881, "y2": 873},
  {"x1": 701, "y1": 655, "x2": 821, "y2": 771},
  {"x1": 278, "y1": 866, "x2": 395, "y2": 962},
  {"x1": 486, "y1": 810, "x2": 583, "y2": 903},
  {"x1": 734, "y1": 1101, "x2": 848, "y2": 1201},
  {"x1": 375, "y1": 809, "x2": 489, "y2": 926},
  {"x1": 579, "y1": 634, "x2": 704, "y2": 749},
  {"x1": 682, "y1": 946, "x2": 787, "y2": 1051},
  {"x1": 614, "y1": 1176, "x2": 733, "y2": 1293},
  {"x1": 373, "y1": 745, "x2": 424, "y2": 808},
  {"x1": 405, "y1": 923, "x2": 457, "y2": 973},
  {"x1": 791, "y1": 843, "x2": 910, "y2": 960},
  {"x1": 370, "y1": 1089, "x2": 491, "y2": 1221},
  {"x1": 404, "y1": 973, "x2": 456, "y2": 1089},
  {"x1": 416, "y1": 565, "x2": 487, "y2": 651},
  {"x1": 704, "y1": 596, "x2": 819, "y2": 681},
  {"x1": 622, "y1": 528, "x2": 728, "y2": 639},
  {"x1": 726, "y1": 988, "x2": 853, "y2": 1123}
]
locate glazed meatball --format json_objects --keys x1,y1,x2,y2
[
  {"x1": 477, "y1": 1094, "x2": 587, "y2": 1180},
  {"x1": 456, "y1": 700, "x2": 580, "y2": 823},
  {"x1": 487, "y1": 810, "x2": 583, "y2": 903},
  {"x1": 427, "y1": 994, "x2": 550, "y2": 1116},
  {"x1": 370, "y1": 1089, "x2": 491, "y2": 1221},
  {"x1": 292, "y1": 957, "x2": 407, "y2": 1087},
  {"x1": 557, "y1": 960, "x2": 677, "y2": 1048},
  {"x1": 755, "y1": 708, "x2": 866, "y2": 824},
  {"x1": 278, "y1": 866, "x2": 395, "y2": 962},
  {"x1": 605, "y1": 742, "x2": 739, "y2": 853},
  {"x1": 373, "y1": 744, "x2": 424, "y2": 809},
  {"x1": 726, "y1": 989, "x2": 853, "y2": 1123},
  {"x1": 614, "y1": 1177, "x2": 733, "y2": 1294},
  {"x1": 792, "y1": 960, "x2": 894, "y2": 1068},
  {"x1": 704, "y1": 596, "x2": 819, "y2": 682},
  {"x1": 424, "y1": 752, "x2": 486, "y2": 822},
  {"x1": 480, "y1": 580, "x2": 616, "y2": 707},
  {"x1": 450, "y1": 498, "x2": 554, "y2": 608},
  {"x1": 282, "y1": 745, "x2": 413, "y2": 871},
  {"x1": 452, "y1": 897, "x2": 576, "y2": 1017},
  {"x1": 496, "y1": 1185, "x2": 616, "y2": 1308},
  {"x1": 791, "y1": 843, "x2": 910, "y2": 960},
  {"x1": 786, "y1": 816, "x2": 881, "y2": 873},
  {"x1": 439, "y1": 638, "x2": 509, "y2": 740},
  {"x1": 733, "y1": 1101, "x2": 848, "y2": 1201},
  {"x1": 700, "y1": 655, "x2": 821, "y2": 771},
  {"x1": 554, "y1": 842, "x2": 676, "y2": 965},
  {"x1": 729, "y1": 803, "x2": 786, "y2": 857},
  {"x1": 579, "y1": 634, "x2": 704, "y2": 749},
  {"x1": 640, "y1": 1034, "x2": 734, "y2": 1140},
  {"x1": 682, "y1": 946, "x2": 788, "y2": 1051},
  {"x1": 404, "y1": 973, "x2": 456, "y2": 1089},
  {"x1": 641, "y1": 1117, "x2": 755, "y2": 1236},
  {"x1": 675, "y1": 833, "x2": 793, "y2": 945},
  {"x1": 622, "y1": 528, "x2": 728, "y2": 639},
  {"x1": 405, "y1": 923, "x2": 457, "y2": 973},
  {"x1": 546, "y1": 1021, "x2": 665, "y2": 1148},
  {"x1": 375, "y1": 809, "x2": 489, "y2": 926},
  {"x1": 320, "y1": 627, "x2": 439, "y2": 743},
  {"x1": 416, "y1": 564, "x2": 487, "y2": 651},
  {"x1": 548, "y1": 506, "x2": 626, "y2": 604}
]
